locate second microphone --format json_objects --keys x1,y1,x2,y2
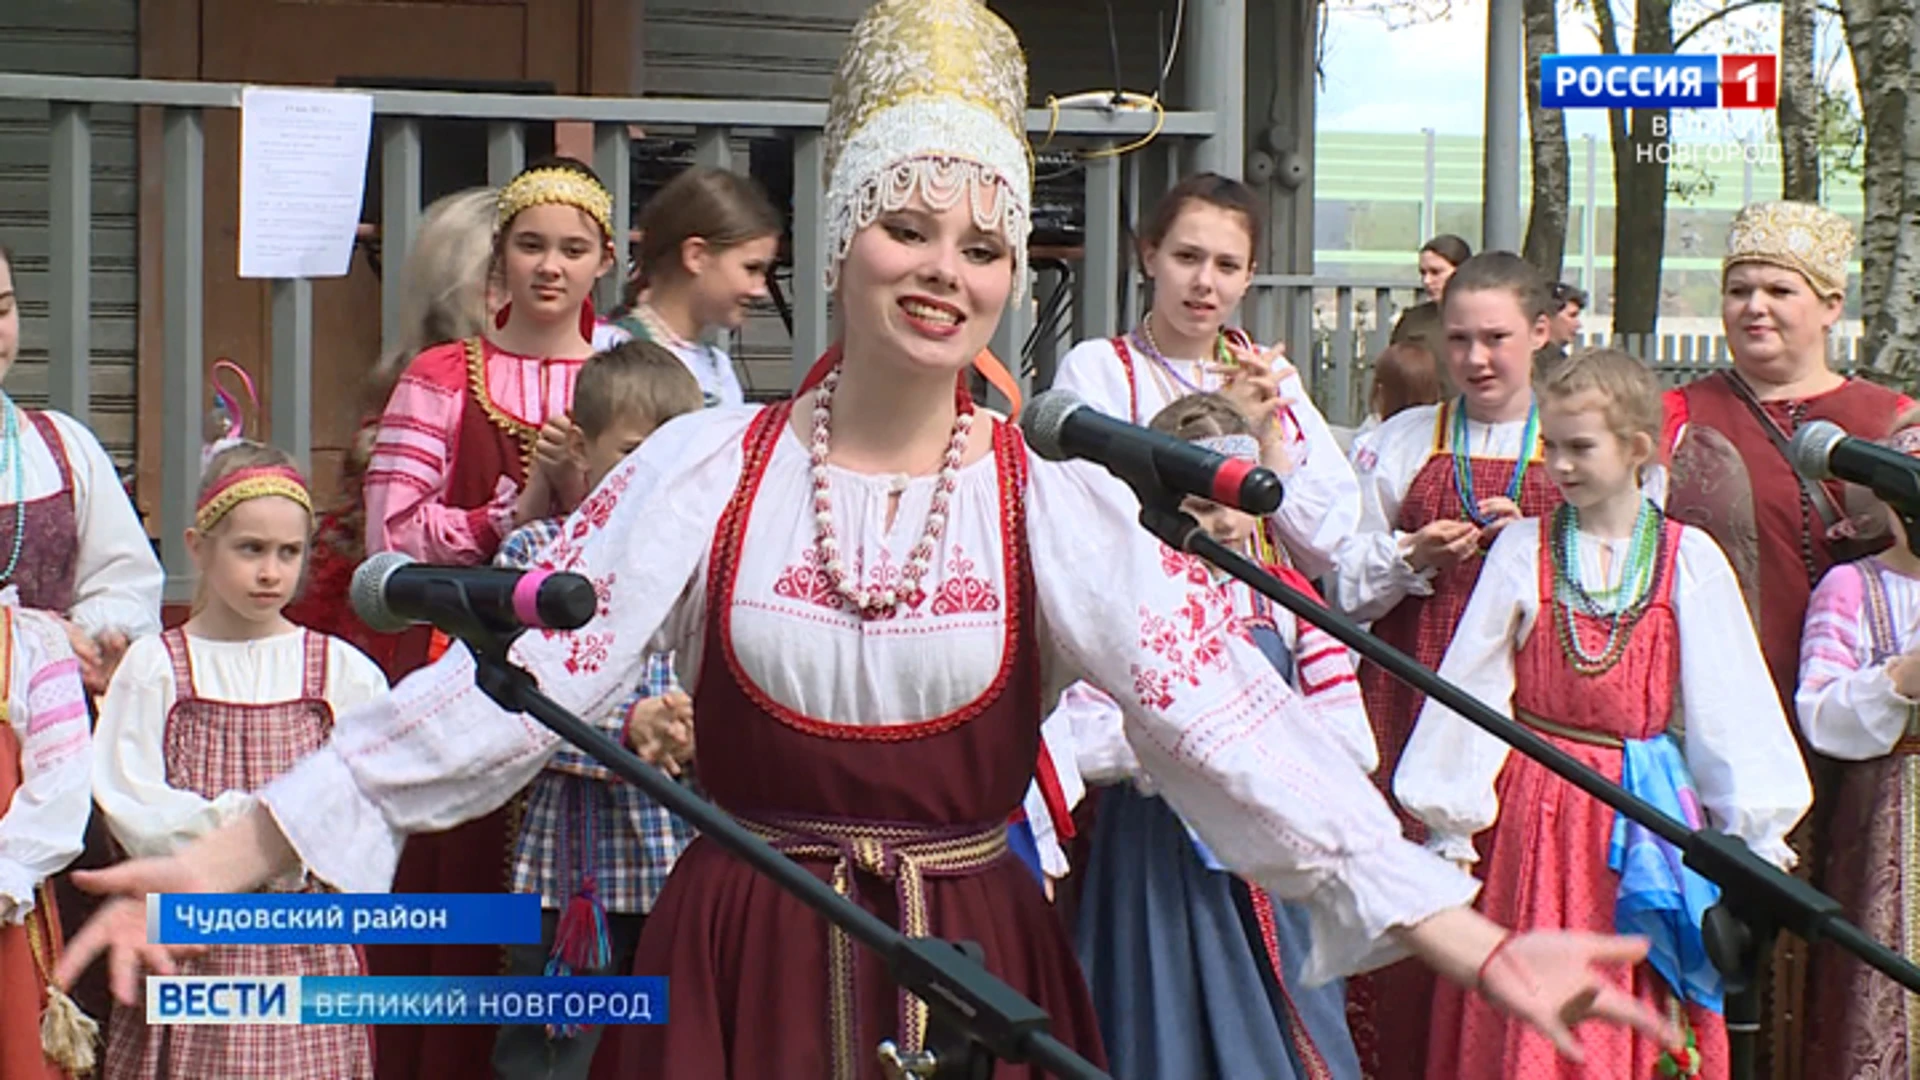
[
  {"x1": 351, "y1": 551, "x2": 599, "y2": 635},
  {"x1": 1020, "y1": 389, "x2": 1285, "y2": 515}
]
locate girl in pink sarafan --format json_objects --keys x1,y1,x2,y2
[
  {"x1": 1795, "y1": 407, "x2": 1920, "y2": 1079},
  {"x1": 1395, "y1": 347, "x2": 1811, "y2": 1080}
]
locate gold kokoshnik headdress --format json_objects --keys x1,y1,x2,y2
[
  {"x1": 495, "y1": 165, "x2": 615, "y2": 240},
  {"x1": 1723, "y1": 200, "x2": 1854, "y2": 300},
  {"x1": 823, "y1": 0, "x2": 1033, "y2": 300}
]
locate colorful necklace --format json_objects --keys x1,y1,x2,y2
[
  {"x1": 1450, "y1": 397, "x2": 1540, "y2": 526},
  {"x1": 1550, "y1": 500, "x2": 1668, "y2": 676},
  {"x1": 808, "y1": 365, "x2": 974, "y2": 618},
  {"x1": 0, "y1": 399, "x2": 25, "y2": 587},
  {"x1": 1133, "y1": 312, "x2": 1237, "y2": 390}
]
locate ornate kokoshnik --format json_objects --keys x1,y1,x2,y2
[
  {"x1": 821, "y1": 0, "x2": 1033, "y2": 300},
  {"x1": 195, "y1": 466, "x2": 312, "y2": 534}
]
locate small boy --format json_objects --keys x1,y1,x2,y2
[{"x1": 491, "y1": 339, "x2": 705, "y2": 1078}]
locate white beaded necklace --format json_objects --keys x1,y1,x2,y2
[{"x1": 808, "y1": 365, "x2": 974, "y2": 618}]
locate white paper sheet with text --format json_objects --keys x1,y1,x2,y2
[{"x1": 238, "y1": 87, "x2": 374, "y2": 279}]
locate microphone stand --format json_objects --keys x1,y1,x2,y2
[
  {"x1": 430, "y1": 597, "x2": 1109, "y2": 1080},
  {"x1": 1115, "y1": 479, "x2": 1920, "y2": 1080}
]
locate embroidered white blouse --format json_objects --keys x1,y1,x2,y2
[
  {"x1": 5, "y1": 408, "x2": 163, "y2": 637},
  {"x1": 259, "y1": 404, "x2": 1479, "y2": 986},
  {"x1": 1023, "y1": 576, "x2": 1379, "y2": 879},
  {"x1": 1051, "y1": 337, "x2": 1360, "y2": 580},
  {"x1": 1796, "y1": 560, "x2": 1920, "y2": 761},
  {"x1": 1050, "y1": 575, "x2": 1379, "y2": 793},
  {"x1": 1392, "y1": 518, "x2": 1811, "y2": 869},
  {"x1": 0, "y1": 607, "x2": 92, "y2": 924},
  {"x1": 92, "y1": 631, "x2": 390, "y2": 861}
]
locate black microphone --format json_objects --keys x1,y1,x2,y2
[
  {"x1": 1788, "y1": 419, "x2": 1920, "y2": 517},
  {"x1": 350, "y1": 551, "x2": 599, "y2": 635},
  {"x1": 1019, "y1": 388, "x2": 1284, "y2": 515}
]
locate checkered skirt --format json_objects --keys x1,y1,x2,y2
[{"x1": 102, "y1": 630, "x2": 373, "y2": 1080}]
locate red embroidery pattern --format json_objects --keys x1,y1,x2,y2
[
  {"x1": 1161, "y1": 545, "x2": 1211, "y2": 588},
  {"x1": 1128, "y1": 548, "x2": 1249, "y2": 710},
  {"x1": 771, "y1": 546, "x2": 927, "y2": 619},
  {"x1": 563, "y1": 632, "x2": 612, "y2": 675},
  {"x1": 772, "y1": 546, "x2": 841, "y2": 609},
  {"x1": 572, "y1": 468, "x2": 631, "y2": 538},
  {"x1": 930, "y1": 544, "x2": 1000, "y2": 615},
  {"x1": 590, "y1": 572, "x2": 616, "y2": 618}
]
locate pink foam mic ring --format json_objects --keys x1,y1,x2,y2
[{"x1": 513, "y1": 569, "x2": 553, "y2": 627}]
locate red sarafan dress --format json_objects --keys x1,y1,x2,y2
[
  {"x1": 605, "y1": 402, "x2": 1102, "y2": 1079},
  {"x1": 358, "y1": 336, "x2": 583, "y2": 1080},
  {"x1": 1396, "y1": 516, "x2": 1810, "y2": 1079},
  {"x1": 95, "y1": 629, "x2": 389, "y2": 1079},
  {"x1": 251, "y1": 368, "x2": 1482, "y2": 1080},
  {"x1": 1337, "y1": 398, "x2": 1559, "y2": 1080}
]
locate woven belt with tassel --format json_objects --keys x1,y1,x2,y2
[
  {"x1": 737, "y1": 815, "x2": 1011, "y2": 1080},
  {"x1": 26, "y1": 880, "x2": 100, "y2": 1076}
]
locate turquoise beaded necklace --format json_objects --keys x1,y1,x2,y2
[
  {"x1": 1449, "y1": 396, "x2": 1540, "y2": 526},
  {"x1": 0, "y1": 399, "x2": 26, "y2": 584},
  {"x1": 1549, "y1": 500, "x2": 1668, "y2": 676}
]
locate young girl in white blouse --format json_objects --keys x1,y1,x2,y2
[
  {"x1": 91, "y1": 442, "x2": 386, "y2": 1080},
  {"x1": 0, "y1": 243, "x2": 161, "y2": 695},
  {"x1": 593, "y1": 166, "x2": 782, "y2": 408},
  {"x1": 1395, "y1": 348, "x2": 1811, "y2": 1079}
]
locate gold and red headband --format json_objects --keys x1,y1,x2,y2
[{"x1": 195, "y1": 466, "x2": 312, "y2": 533}]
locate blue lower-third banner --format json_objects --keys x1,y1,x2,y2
[
  {"x1": 145, "y1": 976, "x2": 669, "y2": 1026},
  {"x1": 149, "y1": 893, "x2": 543, "y2": 945}
]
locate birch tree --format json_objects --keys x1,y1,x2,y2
[
  {"x1": 1778, "y1": 0, "x2": 1821, "y2": 199},
  {"x1": 1523, "y1": 0, "x2": 1571, "y2": 276},
  {"x1": 1840, "y1": 0, "x2": 1920, "y2": 383}
]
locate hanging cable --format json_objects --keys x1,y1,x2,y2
[{"x1": 1027, "y1": 1, "x2": 1172, "y2": 166}]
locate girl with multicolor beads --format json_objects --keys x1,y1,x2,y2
[
  {"x1": 0, "y1": 244, "x2": 161, "y2": 695},
  {"x1": 1395, "y1": 348, "x2": 1810, "y2": 1080},
  {"x1": 1049, "y1": 172, "x2": 1358, "y2": 580},
  {"x1": 1328, "y1": 250, "x2": 1563, "y2": 1080},
  {"x1": 1794, "y1": 406, "x2": 1920, "y2": 1079},
  {"x1": 593, "y1": 166, "x2": 781, "y2": 408},
  {"x1": 92, "y1": 442, "x2": 385, "y2": 1079}
]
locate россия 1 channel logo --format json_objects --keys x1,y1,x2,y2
[{"x1": 1541, "y1": 54, "x2": 1778, "y2": 110}]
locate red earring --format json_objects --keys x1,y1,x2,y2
[
  {"x1": 494, "y1": 303, "x2": 512, "y2": 330},
  {"x1": 578, "y1": 297, "x2": 598, "y2": 346}
]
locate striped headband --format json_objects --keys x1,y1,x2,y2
[
  {"x1": 1196, "y1": 433, "x2": 1261, "y2": 463},
  {"x1": 195, "y1": 465, "x2": 312, "y2": 534}
]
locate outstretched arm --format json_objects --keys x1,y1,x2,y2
[
  {"x1": 54, "y1": 409, "x2": 754, "y2": 1002},
  {"x1": 1026, "y1": 453, "x2": 1677, "y2": 1057}
]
